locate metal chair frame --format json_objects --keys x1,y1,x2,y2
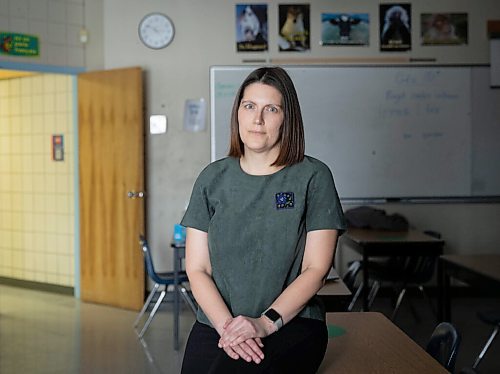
[
  {"x1": 368, "y1": 255, "x2": 437, "y2": 320},
  {"x1": 367, "y1": 230, "x2": 441, "y2": 321},
  {"x1": 342, "y1": 260, "x2": 364, "y2": 311},
  {"x1": 134, "y1": 235, "x2": 197, "y2": 339},
  {"x1": 472, "y1": 310, "x2": 500, "y2": 369}
]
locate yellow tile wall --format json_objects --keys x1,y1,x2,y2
[{"x1": 0, "y1": 74, "x2": 75, "y2": 287}]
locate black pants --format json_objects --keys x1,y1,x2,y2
[{"x1": 181, "y1": 317, "x2": 328, "y2": 374}]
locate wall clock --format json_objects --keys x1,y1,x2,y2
[{"x1": 138, "y1": 13, "x2": 175, "y2": 49}]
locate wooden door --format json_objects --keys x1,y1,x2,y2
[{"x1": 78, "y1": 67, "x2": 145, "y2": 310}]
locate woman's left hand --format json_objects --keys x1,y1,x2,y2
[{"x1": 218, "y1": 315, "x2": 275, "y2": 348}]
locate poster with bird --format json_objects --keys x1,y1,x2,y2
[
  {"x1": 278, "y1": 4, "x2": 310, "y2": 52},
  {"x1": 235, "y1": 4, "x2": 268, "y2": 52},
  {"x1": 321, "y1": 13, "x2": 370, "y2": 46},
  {"x1": 379, "y1": 3, "x2": 412, "y2": 52}
]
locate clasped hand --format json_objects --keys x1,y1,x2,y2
[{"x1": 218, "y1": 315, "x2": 274, "y2": 364}]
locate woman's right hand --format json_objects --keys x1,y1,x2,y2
[
  {"x1": 217, "y1": 317, "x2": 264, "y2": 364},
  {"x1": 222, "y1": 337, "x2": 264, "y2": 364},
  {"x1": 218, "y1": 315, "x2": 274, "y2": 349}
]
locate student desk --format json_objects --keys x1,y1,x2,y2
[
  {"x1": 341, "y1": 229, "x2": 445, "y2": 311},
  {"x1": 438, "y1": 254, "x2": 500, "y2": 322},
  {"x1": 319, "y1": 312, "x2": 447, "y2": 373},
  {"x1": 317, "y1": 272, "x2": 352, "y2": 312}
]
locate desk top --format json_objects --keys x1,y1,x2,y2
[
  {"x1": 319, "y1": 312, "x2": 446, "y2": 373},
  {"x1": 318, "y1": 268, "x2": 351, "y2": 297},
  {"x1": 317, "y1": 279, "x2": 351, "y2": 297},
  {"x1": 317, "y1": 274, "x2": 352, "y2": 312},
  {"x1": 344, "y1": 228, "x2": 444, "y2": 245},
  {"x1": 441, "y1": 254, "x2": 500, "y2": 283}
]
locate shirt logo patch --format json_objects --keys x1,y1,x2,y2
[{"x1": 275, "y1": 192, "x2": 294, "y2": 209}]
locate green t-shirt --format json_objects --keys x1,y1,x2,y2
[{"x1": 181, "y1": 156, "x2": 346, "y2": 326}]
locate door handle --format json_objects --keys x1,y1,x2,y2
[{"x1": 127, "y1": 191, "x2": 145, "y2": 199}]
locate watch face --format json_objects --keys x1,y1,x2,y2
[
  {"x1": 264, "y1": 308, "x2": 281, "y2": 322},
  {"x1": 138, "y1": 13, "x2": 175, "y2": 49}
]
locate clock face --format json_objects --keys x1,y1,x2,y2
[{"x1": 138, "y1": 13, "x2": 175, "y2": 49}]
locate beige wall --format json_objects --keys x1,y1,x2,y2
[
  {"x1": 0, "y1": 0, "x2": 86, "y2": 68},
  {"x1": 99, "y1": 0, "x2": 500, "y2": 271},
  {"x1": 1, "y1": 0, "x2": 500, "y2": 280},
  {"x1": 0, "y1": 74, "x2": 75, "y2": 286}
]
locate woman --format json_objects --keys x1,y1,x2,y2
[{"x1": 181, "y1": 66, "x2": 345, "y2": 373}]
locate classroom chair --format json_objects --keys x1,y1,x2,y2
[
  {"x1": 134, "y1": 235, "x2": 197, "y2": 338},
  {"x1": 471, "y1": 309, "x2": 500, "y2": 370},
  {"x1": 342, "y1": 260, "x2": 364, "y2": 311},
  {"x1": 366, "y1": 230, "x2": 441, "y2": 321},
  {"x1": 426, "y1": 321, "x2": 461, "y2": 373}
]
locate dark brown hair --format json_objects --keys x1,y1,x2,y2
[{"x1": 227, "y1": 66, "x2": 305, "y2": 166}]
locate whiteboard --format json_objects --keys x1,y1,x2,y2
[{"x1": 210, "y1": 65, "x2": 500, "y2": 200}]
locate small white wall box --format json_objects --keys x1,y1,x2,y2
[{"x1": 149, "y1": 115, "x2": 167, "y2": 134}]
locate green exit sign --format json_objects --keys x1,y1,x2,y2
[{"x1": 0, "y1": 32, "x2": 39, "y2": 57}]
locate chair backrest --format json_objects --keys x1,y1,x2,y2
[
  {"x1": 405, "y1": 255, "x2": 437, "y2": 283},
  {"x1": 402, "y1": 230, "x2": 442, "y2": 284},
  {"x1": 139, "y1": 235, "x2": 164, "y2": 284},
  {"x1": 426, "y1": 322, "x2": 461, "y2": 372},
  {"x1": 342, "y1": 260, "x2": 362, "y2": 292}
]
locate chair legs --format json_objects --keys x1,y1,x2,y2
[
  {"x1": 342, "y1": 274, "x2": 434, "y2": 320},
  {"x1": 180, "y1": 286, "x2": 198, "y2": 314},
  {"x1": 138, "y1": 289, "x2": 167, "y2": 338},
  {"x1": 472, "y1": 324, "x2": 499, "y2": 369},
  {"x1": 419, "y1": 284, "x2": 436, "y2": 317},
  {"x1": 348, "y1": 284, "x2": 363, "y2": 311},
  {"x1": 391, "y1": 287, "x2": 406, "y2": 321},
  {"x1": 368, "y1": 280, "x2": 380, "y2": 310},
  {"x1": 134, "y1": 283, "x2": 198, "y2": 339},
  {"x1": 134, "y1": 283, "x2": 160, "y2": 329},
  {"x1": 366, "y1": 281, "x2": 435, "y2": 322},
  {"x1": 390, "y1": 285, "x2": 435, "y2": 322}
]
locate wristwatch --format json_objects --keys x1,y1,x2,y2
[{"x1": 261, "y1": 308, "x2": 283, "y2": 331}]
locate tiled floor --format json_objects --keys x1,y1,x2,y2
[
  {"x1": 0, "y1": 284, "x2": 192, "y2": 374},
  {"x1": 0, "y1": 283, "x2": 499, "y2": 374}
]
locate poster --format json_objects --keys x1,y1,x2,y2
[
  {"x1": 421, "y1": 13, "x2": 468, "y2": 45},
  {"x1": 321, "y1": 13, "x2": 370, "y2": 46},
  {"x1": 278, "y1": 4, "x2": 310, "y2": 52},
  {"x1": 235, "y1": 4, "x2": 268, "y2": 52},
  {"x1": 379, "y1": 3, "x2": 411, "y2": 52}
]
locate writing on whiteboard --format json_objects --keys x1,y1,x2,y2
[
  {"x1": 214, "y1": 82, "x2": 239, "y2": 98},
  {"x1": 380, "y1": 88, "x2": 461, "y2": 119}
]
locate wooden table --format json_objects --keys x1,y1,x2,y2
[
  {"x1": 438, "y1": 254, "x2": 500, "y2": 321},
  {"x1": 341, "y1": 229, "x2": 445, "y2": 311},
  {"x1": 317, "y1": 276, "x2": 352, "y2": 312},
  {"x1": 319, "y1": 312, "x2": 447, "y2": 373}
]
